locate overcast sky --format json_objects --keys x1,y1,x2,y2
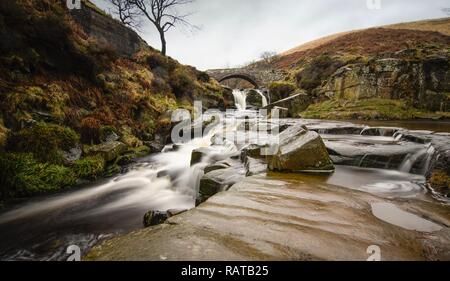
[{"x1": 91, "y1": 0, "x2": 449, "y2": 70}]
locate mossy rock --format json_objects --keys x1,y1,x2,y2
[
  {"x1": 86, "y1": 141, "x2": 127, "y2": 163},
  {"x1": 429, "y1": 170, "x2": 450, "y2": 194},
  {"x1": 0, "y1": 153, "x2": 77, "y2": 199}
]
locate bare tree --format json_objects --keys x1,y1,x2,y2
[
  {"x1": 109, "y1": 0, "x2": 142, "y2": 28},
  {"x1": 109, "y1": 0, "x2": 196, "y2": 56},
  {"x1": 259, "y1": 51, "x2": 278, "y2": 64}
]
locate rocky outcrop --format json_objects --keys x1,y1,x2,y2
[
  {"x1": 319, "y1": 56, "x2": 450, "y2": 112},
  {"x1": 69, "y1": 1, "x2": 145, "y2": 57},
  {"x1": 268, "y1": 125, "x2": 334, "y2": 172}
]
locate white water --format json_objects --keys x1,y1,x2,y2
[
  {"x1": 232, "y1": 89, "x2": 268, "y2": 110},
  {"x1": 232, "y1": 89, "x2": 247, "y2": 111}
]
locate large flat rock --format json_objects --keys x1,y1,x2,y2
[{"x1": 85, "y1": 172, "x2": 450, "y2": 261}]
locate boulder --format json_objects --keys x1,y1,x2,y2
[
  {"x1": 268, "y1": 125, "x2": 334, "y2": 172},
  {"x1": 143, "y1": 210, "x2": 168, "y2": 227}
]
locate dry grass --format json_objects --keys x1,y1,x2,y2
[
  {"x1": 282, "y1": 18, "x2": 450, "y2": 56},
  {"x1": 274, "y1": 28, "x2": 450, "y2": 69}
]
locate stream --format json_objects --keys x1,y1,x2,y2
[{"x1": 0, "y1": 89, "x2": 449, "y2": 261}]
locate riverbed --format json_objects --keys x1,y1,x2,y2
[{"x1": 1, "y1": 98, "x2": 449, "y2": 260}]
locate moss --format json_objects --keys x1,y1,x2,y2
[
  {"x1": 120, "y1": 126, "x2": 143, "y2": 148},
  {"x1": 429, "y1": 170, "x2": 450, "y2": 190},
  {"x1": 73, "y1": 155, "x2": 106, "y2": 180},
  {"x1": 0, "y1": 153, "x2": 77, "y2": 199},
  {"x1": 8, "y1": 122, "x2": 80, "y2": 164},
  {"x1": 269, "y1": 81, "x2": 297, "y2": 101}
]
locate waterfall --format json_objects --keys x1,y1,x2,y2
[
  {"x1": 232, "y1": 89, "x2": 268, "y2": 110},
  {"x1": 398, "y1": 144, "x2": 435, "y2": 174},
  {"x1": 255, "y1": 89, "x2": 268, "y2": 107},
  {"x1": 232, "y1": 89, "x2": 247, "y2": 111}
]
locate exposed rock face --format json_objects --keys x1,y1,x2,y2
[
  {"x1": 69, "y1": 2, "x2": 145, "y2": 57},
  {"x1": 268, "y1": 125, "x2": 334, "y2": 172},
  {"x1": 320, "y1": 56, "x2": 450, "y2": 112}
]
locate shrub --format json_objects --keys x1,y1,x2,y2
[
  {"x1": 8, "y1": 122, "x2": 80, "y2": 164},
  {"x1": 0, "y1": 153, "x2": 77, "y2": 199},
  {"x1": 296, "y1": 55, "x2": 344, "y2": 91},
  {"x1": 73, "y1": 155, "x2": 105, "y2": 180},
  {"x1": 269, "y1": 81, "x2": 297, "y2": 101},
  {"x1": 169, "y1": 68, "x2": 196, "y2": 98}
]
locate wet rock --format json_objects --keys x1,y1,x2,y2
[
  {"x1": 197, "y1": 165, "x2": 246, "y2": 205},
  {"x1": 144, "y1": 141, "x2": 165, "y2": 153},
  {"x1": 240, "y1": 144, "x2": 267, "y2": 161},
  {"x1": 244, "y1": 157, "x2": 267, "y2": 177},
  {"x1": 191, "y1": 147, "x2": 211, "y2": 166},
  {"x1": 143, "y1": 211, "x2": 168, "y2": 227},
  {"x1": 204, "y1": 163, "x2": 230, "y2": 174},
  {"x1": 86, "y1": 141, "x2": 127, "y2": 162},
  {"x1": 61, "y1": 147, "x2": 82, "y2": 163},
  {"x1": 361, "y1": 127, "x2": 400, "y2": 137},
  {"x1": 104, "y1": 132, "x2": 120, "y2": 142},
  {"x1": 167, "y1": 209, "x2": 188, "y2": 217},
  {"x1": 268, "y1": 124, "x2": 334, "y2": 172},
  {"x1": 191, "y1": 142, "x2": 238, "y2": 166}
]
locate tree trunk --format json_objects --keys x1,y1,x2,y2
[{"x1": 158, "y1": 29, "x2": 167, "y2": 56}]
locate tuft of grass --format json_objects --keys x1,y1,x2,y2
[{"x1": 73, "y1": 155, "x2": 105, "y2": 180}]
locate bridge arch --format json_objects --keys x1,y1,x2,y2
[{"x1": 218, "y1": 73, "x2": 259, "y2": 89}]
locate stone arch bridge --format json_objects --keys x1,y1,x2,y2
[{"x1": 207, "y1": 68, "x2": 287, "y2": 89}]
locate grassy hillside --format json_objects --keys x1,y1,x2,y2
[
  {"x1": 282, "y1": 18, "x2": 450, "y2": 56},
  {"x1": 0, "y1": 0, "x2": 225, "y2": 200}
]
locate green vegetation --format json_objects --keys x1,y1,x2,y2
[
  {"x1": 0, "y1": 153, "x2": 77, "y2": 199},
  {"x1": 8, "y1": 123, "x2": 80, "y2": 164},
  {"x1": 73, "y1": 155, "x2": 106, "y2": 180}
]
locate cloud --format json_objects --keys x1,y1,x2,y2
[{"x1": 91, "y1": 0, "x2": 448, "y2": 70}]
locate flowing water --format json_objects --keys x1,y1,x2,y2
[{"x1": 0, "y1": 90, "x2": 449, "y2": 261}]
